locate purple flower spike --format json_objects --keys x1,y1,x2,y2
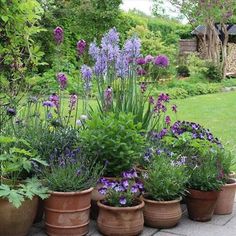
[
  {"x1": 69, "y1": 94, "x2": 78, "y2": 110},
  {"x1": 50, "y1": 93, "x2": 59, "y2": 109},
  {"x1": 42, "y1": 101, "x2": 54, "y2": 107},
  {"x1": 124, "y1": 36, "x2": 141, "y2": 59},
  {"x1": 119, "y1": 196, "x2": 127, "y2": 205},
  {"x1": 154, "y1": 55, "x2": 169, "y2": 68},
  {"x1": 149, "y1": 96, "x2": 155, "y2": 104},
  {"x1": 165, "y1": 116, "x2": 171, "y2": 126},
  {"x1": 6, "y1": 108, "x2": 16, "y2": 116},
  {"x1": 53, "y1": 26, "x2": 64, "y2": 45},
  {"x1": 137, "y1": 68, "x2": 146, "y2": 76},
  {"x1": 172, "y1": 104, "x2": 177, "y2": 113},
  {"x1": 140, "y1": 82, "x2": 147, "y2": 93},
  {"x1": 77, "y1": 39, "x2": 86, "y2": 56},
  {"x1": 57, "y1": 73, "x2": 68, "y2": 90}
]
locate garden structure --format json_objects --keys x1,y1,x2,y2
[{"x1": 179, "y1": 24, "x2": 236, "y2": 76}]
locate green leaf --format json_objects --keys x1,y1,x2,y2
[{"x1": 1, "y1": 15, "x2": 9, "y2": 22}]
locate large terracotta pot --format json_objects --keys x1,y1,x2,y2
[
  {"x1": 143, "y1": 196, "x2": 182, "y2": 228},
  {"x1": 44, "y1": 188, "x2": 93, "y2": 236},
  {"x1": 186, "y1": 189, "x2": 219, "y2": 222},
  {"x1": 214, "y1": 178, "x2": 236, "y2": 215},
  {"x1": 97, "y1": 200, "x2": 144, "y2": 236},
  {"x1": 0, "y1": 197, "x2": 38, "y2": 236}
]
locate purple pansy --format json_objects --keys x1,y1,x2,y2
[{"x1": 119, "y1": 196, "x2": 127, "y2": 205}]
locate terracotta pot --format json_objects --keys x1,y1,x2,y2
[
  {"x1": 44, "y1": 188, "x2": 93, "y2": 236},
  {"x1": 97, "y1": 200, "x2": 144, "y2": 236},
  {"x1": 143, "y1": 196, "x2": 182, "y2": 228},
  {"x1": 91, "y1": 177, "x2": 119, "y2": 220},
  {"x1": 186, "y1": 189, "x2": 219, "y2": 222},
  {"x1": 214, "y1": 178, "x2": 236, "y2": 215},
  {"x1": 0, "y1": 197, "x2": 38, "y2": 236}
]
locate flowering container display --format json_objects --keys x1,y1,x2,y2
[
  {"x1": 97, "y1": 170, "x2": 144, "y2": 236},
  {"x1": 142, "y1": 154, "x2": 188, "y2": 228}
]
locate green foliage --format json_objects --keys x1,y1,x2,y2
[
  {"x1": 176, "y1": 65, "x2": 190, "y2": 77},
  {"x1": 0, "y1": 178, "x2": 49, "y2": 208},
  {"x1": 204, "y1": 63, "x2": 223, "y2": 82},
  {"x1": 143, "y1": 157, "x2": 188, "y2": 201},
  {"x1": 79, "y1": 113, "x2": 146, "y2": 177}
]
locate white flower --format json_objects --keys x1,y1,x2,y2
[
  {"x1": 80, "y1": 115, "x2": 88, "y2": 120},
  {"x1": 76, "y1": 119, "x2": 82, "y2": 126}
]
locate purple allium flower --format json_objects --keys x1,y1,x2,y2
[
  {"x1": 116, "y1": 51, "x2": 129, "y2": 78},
  {"x1": 158, "y1": 93, "x2": 170, "y2": 103},
  {"x1": 53, "y1": 26, "x2": 64, "y2": 45},
  {"x1": 140, "y1": 82, "x2": 147, "y2": 93},
  {"x1": 124, "y1": 36, "x2": 141, "y2": 59},
  {"x1": 77, "y1": 39, "x2": 86, "y2": 56},
  {"x1": 119, "y1": 196, "x2": 127, "y2": 205},
  {"x1": 104, "y1": 86, "x2": 113, "y2": 108},
  {"x1": 94, "y1": 52, "x2": 108, "y2": 76},
  {"x1": 6, "y1": 108, "x2": 16, "y2": 116},
  {"x1": 43, "y1": 101, "x2": 54, "y2": 107},
  {"x1": 89, "y1": 42, "x2": 100, "y2": 60},
  {"x1": 172, "y1": 104, "x2": 177, "y2": 113},
  {"x1": 149, "y1": 96, "x2": 155, "y2": 104},
  {"x1": 49, "y1": 93, "x2": 59, "y2": 108},
  {"x1": 154, "y1": 55, "x2": 169, "y2": 68},
  {"x1": 69, "y1": 94, "x2": 78, "y2": 110},
  {"x1": 57, "y1": 73, "x2": 68, "y2": 90},
  {"x1": 136, "y1": 57, "x2": 146, "y2": 65},
  {"x1": 145, "y1": 55, "x2": 154, "y2": 63},
  {"x1": 98, "y1": 187, "x2": 107, "y2": 195},
  {"x1": 121, "y1": 179, "x2": 129, "y2": 189},
  {"x1": 137, "y1": 68, "x2": 146, "y2": 76},
  {"x1": 131, "y1": 185, "x2": 139, "y2": 193},
  {"x1": 165, "y1": 116, "x2": 171, "y2": 126}
]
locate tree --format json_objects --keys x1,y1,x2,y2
[{"x1": 153, "y1": 0, "x2": 236, "y2": 78}]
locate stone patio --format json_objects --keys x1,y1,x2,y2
[{"x1": 29, "y1": 198, "x2": 236, "y2": 236}]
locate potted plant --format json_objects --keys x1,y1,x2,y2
[
  {"x1": 214, "y1": 149, "x2": 236, "y2": 215},
  {"x1": 142, "y1": 153, "x2": 188, "y2": 228},
  {"x1": 0, "y1": 136, "x2": 49, "y2": 236},
  {"x1": 97, "y1": 169, "x2": 144, "y2": 236},
  {"x1": 43, "y1": 146, "x2": 103, "y2": 236}
]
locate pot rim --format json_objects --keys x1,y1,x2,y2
[
  {"x1": 187, "y1": 188, "x2": 220, "y2": 194},
  {"x1": 223, "y1": 178, "x2": 236, "y2": 187},
  {"x1": 142, "y1": 195, "x2": 182, "y2": 204},
  {"x1": 49, "y1": 187, "x2": 93, "y2": 195},
  {"x1": 97, "y1": 199, "x2": 144, "y2": 211}
]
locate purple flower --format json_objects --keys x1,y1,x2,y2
[
  {"x1": 131, "y1": 185, "x2": 139, "y2": 193},
  {"x1": 57, "y1": 73, "x2": 67, "y2": 90},
  {"x1": 119, "y1": 196, "x2": 127, "y2": 205},
  {"x1": 47, "y1": 112, "x2": 53, "y2": 119},
  {"x1": 172, "y1": 104, "x2": 177, "y2": 113},
  {"x1": 94, "y1": 52, "x2": 108, "y2": 76},
  {"x1": 6, "y1": 108, "x2": 16, "y2": 116},
  {"x1": 69, "y1": 94, "x2": 78, "y2": 110},
  {"x1": 81, "y1": 65, "x2": 93, "y2": 91},
  {"x1": 165, "y1": 116, "x2": 171, "y2": 126},
  {"x1": 149, "y1": 96, "x2": 155, "y2": 104},
  {"x1": 135, "y1": 181, "x2": 144, "y2": 190},
  {"x1": 49, "y1": 93, "x2": 59, "y2": 109},
  {"x1": 114, "y1": 184, "x2": 125, "y2": 192},
  {"x1": 124, "y1": 36, "x2": 141, "y2": 59},
  {"x1": 136, "y1": 57, "x2": 146, "y2": 65},
  {"x1": 154, "y1": 55, "x2": 169, "y2": 68},
  {"x1": 89, "y1": 42, "x2": 100, "y2": 60},
  {"x1": 158, "y1": 93, "x2": 170, "y2": 103},
  {"x1": 121, "y1": 179, "x2": 129, "y2": 189},
  {"x1": 76, "y1": 119, "x2": 82, "y2": 126},
  {"x1": 76, "y1": 169, "x2": 81, "y2": 176},
  {"x1": 53, "y1": 26, "x2": 64, "y2": 45},
  {"x1": 122, "y1": 169, "x2": 137, "y2": 179},
  {"x1": 104, "y1": 86, "x2": 113, "y2": 109},
  {"x1": 158, "y1": 128, "x2": 168, "y2": 139},
  {"x1": 140, "y1": 82, "x2": 147, "y2": 93},
  {"x1": 145, "y1": 55, "x2": 154, "y2": 63},
  {"x1": 137, "y1": 68, "x2": 146, "y2": 76},
  {"x1": 101, "y1": 28, "x2": 119, "y2": 47},
  {"x1": 116, "y1": 51, "x2": 129, "y2": 78},
  {"x1": 98, "y1": 187, "x2": 107, "y2": 195},
  {"x1": 77, "y1": 39, "x2": 86, "y2": 56},
  {"x1": 43, "y1": 101, "x2": 54, "y2": 107}
]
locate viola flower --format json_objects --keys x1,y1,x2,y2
[
  {"x1": 154, "y1": 55, "x2": 169, "y2": 68},
  {"x1": 114, "y1": 184, "x2": 125, "y2": 192},
  {"x1": 131, "y1": 185, "x2": 139, "y2": 193},
  {"x1": 98, "y1": 187, "x2": 107, "y2": 195},
  {"x1": 69, "y1": 94, "x2": 78, "y2": 110},
  {"x1": 136, "y1": 57, "x2": 146, "y2": 65},
  {"x1": 121, "y1": 179, "x2": 129, "y2": 189},
  {"x1": 140, "y1": 82, "x2": 147, "y2": 93},
  {"x1": 57, "y1": 73, "x2": 68, "y2": 90},
  {"x1": 6, "y1": 108, "x2": 16, "y2": 116},
  {"x1": 53, "y1": 26, "x2": 64, "y2": 45},
  {"x1": 122, "y1": 169, "x2": 137, "y2": 179},
  {"x1": 119, "y1": 196, "x2": 127, "y2": 205},
  {"x1": 43, "y1": 101, "x2": 54, "y2": 107},
  {"x1": 165, "y1": 116, "x2": 171, "y2": 126},
  {"x1": 172, "y1": 104, "x2": 177, "y2": 113},
  {"x1": 77, "y1": 39, "x2": 86, "y2": 57},
  {"x1": 145, "y1": 55, "x2": 154, "y2": 63}
]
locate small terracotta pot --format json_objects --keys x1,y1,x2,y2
[
  {"x1": 214, "y1": 178, "x2": 236, "y2": 215},
  {"x1": 0, "y1": 197, "x2": 38, "y2": 236},
  {"x1": 143, "y1": 196, "x2": 182, "y2": 228},
  {"x1": 97, "y1": 200, "x2": 144, "y2": 236},
  {"x1": 44, "y1": 188, "x2": 93, "y2": 236},
  {"x1": 186, "y1": 189, "x2": 219, "y2": 222}
]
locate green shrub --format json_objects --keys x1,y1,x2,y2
[
  {"x1": 204, "y1": 63, "x2": 223, "y2": 82},
  {"x1": 176, "y1": 65, "x2": 190, "y2": 77},
  {"x1": 165, "y1": 87, "x2": 189, "y2": 99}
]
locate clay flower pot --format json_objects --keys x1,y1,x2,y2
[
  {"x1": 44, "y1": 188, "x2": 93, "y2": 236},
  {"x1": 214, "y1": 178, "x2": 236, "y2": 215},
  {"x1": 97, "y1": 200, "x2": 144, "y2": 236},
  {"x1": 186, "y1": 189, "x2": 219, "y2": 222},
  {"x1": 143, "y1": 196, "x2": 182, "y2": 228},
  {"x1": 0, "y1": 197, "x2": 38, "y2": 236}
]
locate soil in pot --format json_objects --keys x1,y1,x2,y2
[
  {"x1": 97, "y1": 200, "x2": 144, "y2": 236},
  {"x1": 0, "y1": 197, "x2": 38, "y2": 236},
  {"x1": 186, "y1": 189, "x2": 219, "y2": 222},
  {"x1": 143, "y1": 196, "x2": 182, "y2": 228},
  {"x1": 214, "y1": 178, "x2": 236, "y2": 215},
  {"x1": 44, "y1": 188, "x2": 93, "y2": 236}
]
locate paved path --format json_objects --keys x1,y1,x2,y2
[{"x1": 29, "y1": 199, "x2": 236, "y2": 236}]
